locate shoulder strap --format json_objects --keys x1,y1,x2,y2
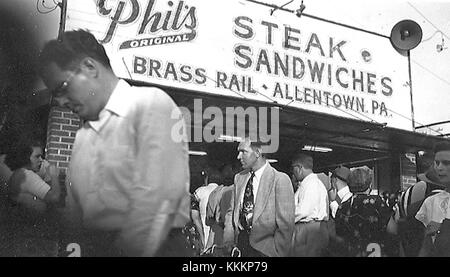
[
  {"x1": 399, "y1": 186, "x2": 411, "y2": 218},
  {"x1": 406, "y1": 185, "x2": 414, "y2": 211}
]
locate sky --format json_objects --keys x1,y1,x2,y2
[{"x1": 1, "y1": 0, "x2": 449, "y2": 137}]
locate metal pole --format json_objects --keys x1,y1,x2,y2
[
  {"x1": 58, "y1": 0, "x2": 68, "y2": 40},
  {"x1": 408, "y1": 50, "x2": 416, "y2": 130}
]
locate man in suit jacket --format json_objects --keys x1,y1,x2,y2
[{"x1": 223, "y1": 137, "x2": 295, "y2": 257}]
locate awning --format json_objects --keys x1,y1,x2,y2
[{"x1": 156, "y1": 83, "x2": 448, "y2": 155}]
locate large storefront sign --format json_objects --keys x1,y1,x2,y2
[{"x1": 65, "y1": 0, "x2": 413, "y2": 131}]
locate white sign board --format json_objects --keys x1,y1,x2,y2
[{"x1": 65, "y1": 0, "x2": 413, "y2": 131}]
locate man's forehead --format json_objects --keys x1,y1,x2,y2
[
  {"x1": 435, "y1": 150, "x2": 450, "y2": 161},
  {"x1": 238, "y1": 140, "x2": 252, "y2": 150},
  {"x1": 436, "y1": 150, "x2": 450, "y2": 157},
  {"x1": 31, "y1": 148, "x2": 43, "y2": 155}
]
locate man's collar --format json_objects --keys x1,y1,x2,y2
[
  {"x1": 253, "y1": 161, "x2": 268, "y2": 180},
  {"x1": 337, "y1": 186, "x2": 352, "y2": 202},
  {"x1": 103, "y1": 79, "x2": 130, "y2": 117},
  {"x1": 302, "y1": 172, "x2": 315, "y2": 183},
  {"x1": 87, "y1": 79, "x2": 129, "y2": 132}
]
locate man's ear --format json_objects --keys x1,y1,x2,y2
[
  {"x1": 80, "y1": 57, "x2": 98, "y2": 78},
  {"x1": 255, "y1": 148, "x2": 262, "y2": 158}
]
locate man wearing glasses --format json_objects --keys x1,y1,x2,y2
[
  {"x1": 38, "y1": 30, "x2": 190, "y2": 256},
  {"x1": 290, "y1": 152, "x2": 329, "y2": 256}
]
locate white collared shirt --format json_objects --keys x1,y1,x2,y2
[
  {"x1": 194, "y1": 183, "x2": 219, "y2": 246},
  {"x1": 294, "y1": 173, "x2": 329, "y2": 223},
  {"x1": 330, "y1": 186, "x2": 353, "y2": 218},
  {"x1": 337, "y1": 186, "x2": 353, "y2": 203},
  {"x1": 416, "y1": 190, "x2": 450, "y2": 227},
  {"x1": 240, "y1": 161, "x2": 268, "y2": 206},
  {"x1": 66, "y1": 79, "x2": 190, "y2": 256}
]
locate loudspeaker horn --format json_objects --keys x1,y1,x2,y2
[{"x1": 390, "y1": 20, "x2": 423, "y2": 51}]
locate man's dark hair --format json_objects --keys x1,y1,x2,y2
[
  {"x1": 434, "y1": 141, "x2": 450, "y2": 154},
  {"x1": 38, "y1": 29, "x2": 112, "y2": 73},
  {"x1": 205, "y1": 166, "x2": 223, "y2": 185},
  {"x1": 292, "y1": 152, "x2": 313, "y2": 170},
  {"x1": 5, "y1": 140, "x2": 43, "y2": 171}
]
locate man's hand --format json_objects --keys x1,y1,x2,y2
[
  {"x1": 48, "y1": 164, "x2": 60, "y2": 180},
  {"x1": 426, "y1": 221, "x2": 441, "y2": 236}
]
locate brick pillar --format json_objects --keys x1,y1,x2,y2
[
  {"x1": 46, "y1": 106, "x2": 81, "y2": 174},
  {"x1": 400, "y1": 153, "x2": 417, "y2": 191},
  {"x1": 45, "y1": 106, "x2": 81, "y2": 206}
]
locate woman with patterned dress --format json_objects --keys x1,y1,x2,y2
[{"x1": 334, "y1": 167, "x2": 393, "y2": 257}]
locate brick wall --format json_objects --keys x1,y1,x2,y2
[{"x1": 45, "y1": 106, "x2": 80, "y2": 174}]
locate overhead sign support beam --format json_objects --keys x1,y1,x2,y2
[{"x1": 389, "y1": 19, "x2": 423, "y2": 131}]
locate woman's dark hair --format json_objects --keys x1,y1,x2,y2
[{"x1": 5, "y1": 140, "x2": 43, "y2": 171}]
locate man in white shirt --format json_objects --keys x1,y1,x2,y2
[
  {"x1": 291, "y1": 153, "x2": 329, "y2": 257},
  {"x1": 416, "y1": 141, "x2": 450, "y2": 256},
  {"x1": 194, "y1": 167, "x2": 220, "y2": 250},
  {"x1": 329, "y1": 166, "x2": 352, "y2": 218},
  {"x1": 325, "y1": 166, "x2": 352, "y2": 256},
  {"x1": 38, "y1": 30, "x2": 190, "y2": 256}
]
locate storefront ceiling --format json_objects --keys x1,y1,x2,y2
[
  {"x1": 35, "y1": 81, "x2": 447, "y2": 157},
  {"x1": 160, "y1": 84, "x2": 448, "y2": 155}
]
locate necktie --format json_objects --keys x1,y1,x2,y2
[{"x1": 240, "y1": 171, "x2": 255, "y2": 233}]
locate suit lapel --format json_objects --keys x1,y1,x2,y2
[{"x1": 253, "y1": 164, "x2": 275, "y2": 223}]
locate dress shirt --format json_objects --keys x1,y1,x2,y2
[
  {"x1": 65, "y1": 79, "x2": 190, "y2": 256},
  {"x1": 294, "y1": 173, "x2": 329, "y2": 223},
  {"x1": 194, "y1": 183, "x2": 219, "y2": 246},
  {"x1": 337, "y1": 186, "x2": 353, "y2": 204},
  {"x1": 330, "y1": 186, "x2": 353, "y2": 218},
  {"x1": 240, "y1": 161, "x2": 268, "y2": 206},
  {"x1": 9, "y1": 169, "x2": 50, "y2": 213},
  {"x1": 416, "y1": 190, "x2": 450, "y2": 227}
]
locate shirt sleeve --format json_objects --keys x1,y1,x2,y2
[
  {"x1": 416, "y1": 198, "x2": 430, "y2": 227},
  {"x1": 330, "y1": 201, "x2": 339, "y2": 218},
  {"x1": 22, "y1": 170, "x2": 51, "y2": 200},
  {"x1": 295, "y1": 178, "x2": 321, "y2": 221},
  {"x1": 117, "y1": 88, "x2": 190, "y2": 257}
]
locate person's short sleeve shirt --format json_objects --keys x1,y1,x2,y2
[
  {"x1": 17, "y1": 169, "x2": 50, "y2": 200},
  {"x1": 416, "y1": 191, "x2": 450, "y2": 227},
  {"x1": 335, "y1": 194, "x2": 393, "y2": 256}
]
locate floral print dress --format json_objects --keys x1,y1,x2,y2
[
  {"x1": 335, "y1": 194, "x2": 393, "y2": 257},
  {"x1": 182, "y1": 194, "x2": 203, "y2": 256}
]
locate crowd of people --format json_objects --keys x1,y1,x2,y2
[
  {"x1": 183, "y1": 140, "x2": 450, "y2": 257},
  {"x1": 0, "y1": 29, "x2": 450, "y2": 257}
]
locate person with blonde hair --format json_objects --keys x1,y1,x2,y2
[{"x1": 334, "y1": 166, "x2": 393, "y2": 257}]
